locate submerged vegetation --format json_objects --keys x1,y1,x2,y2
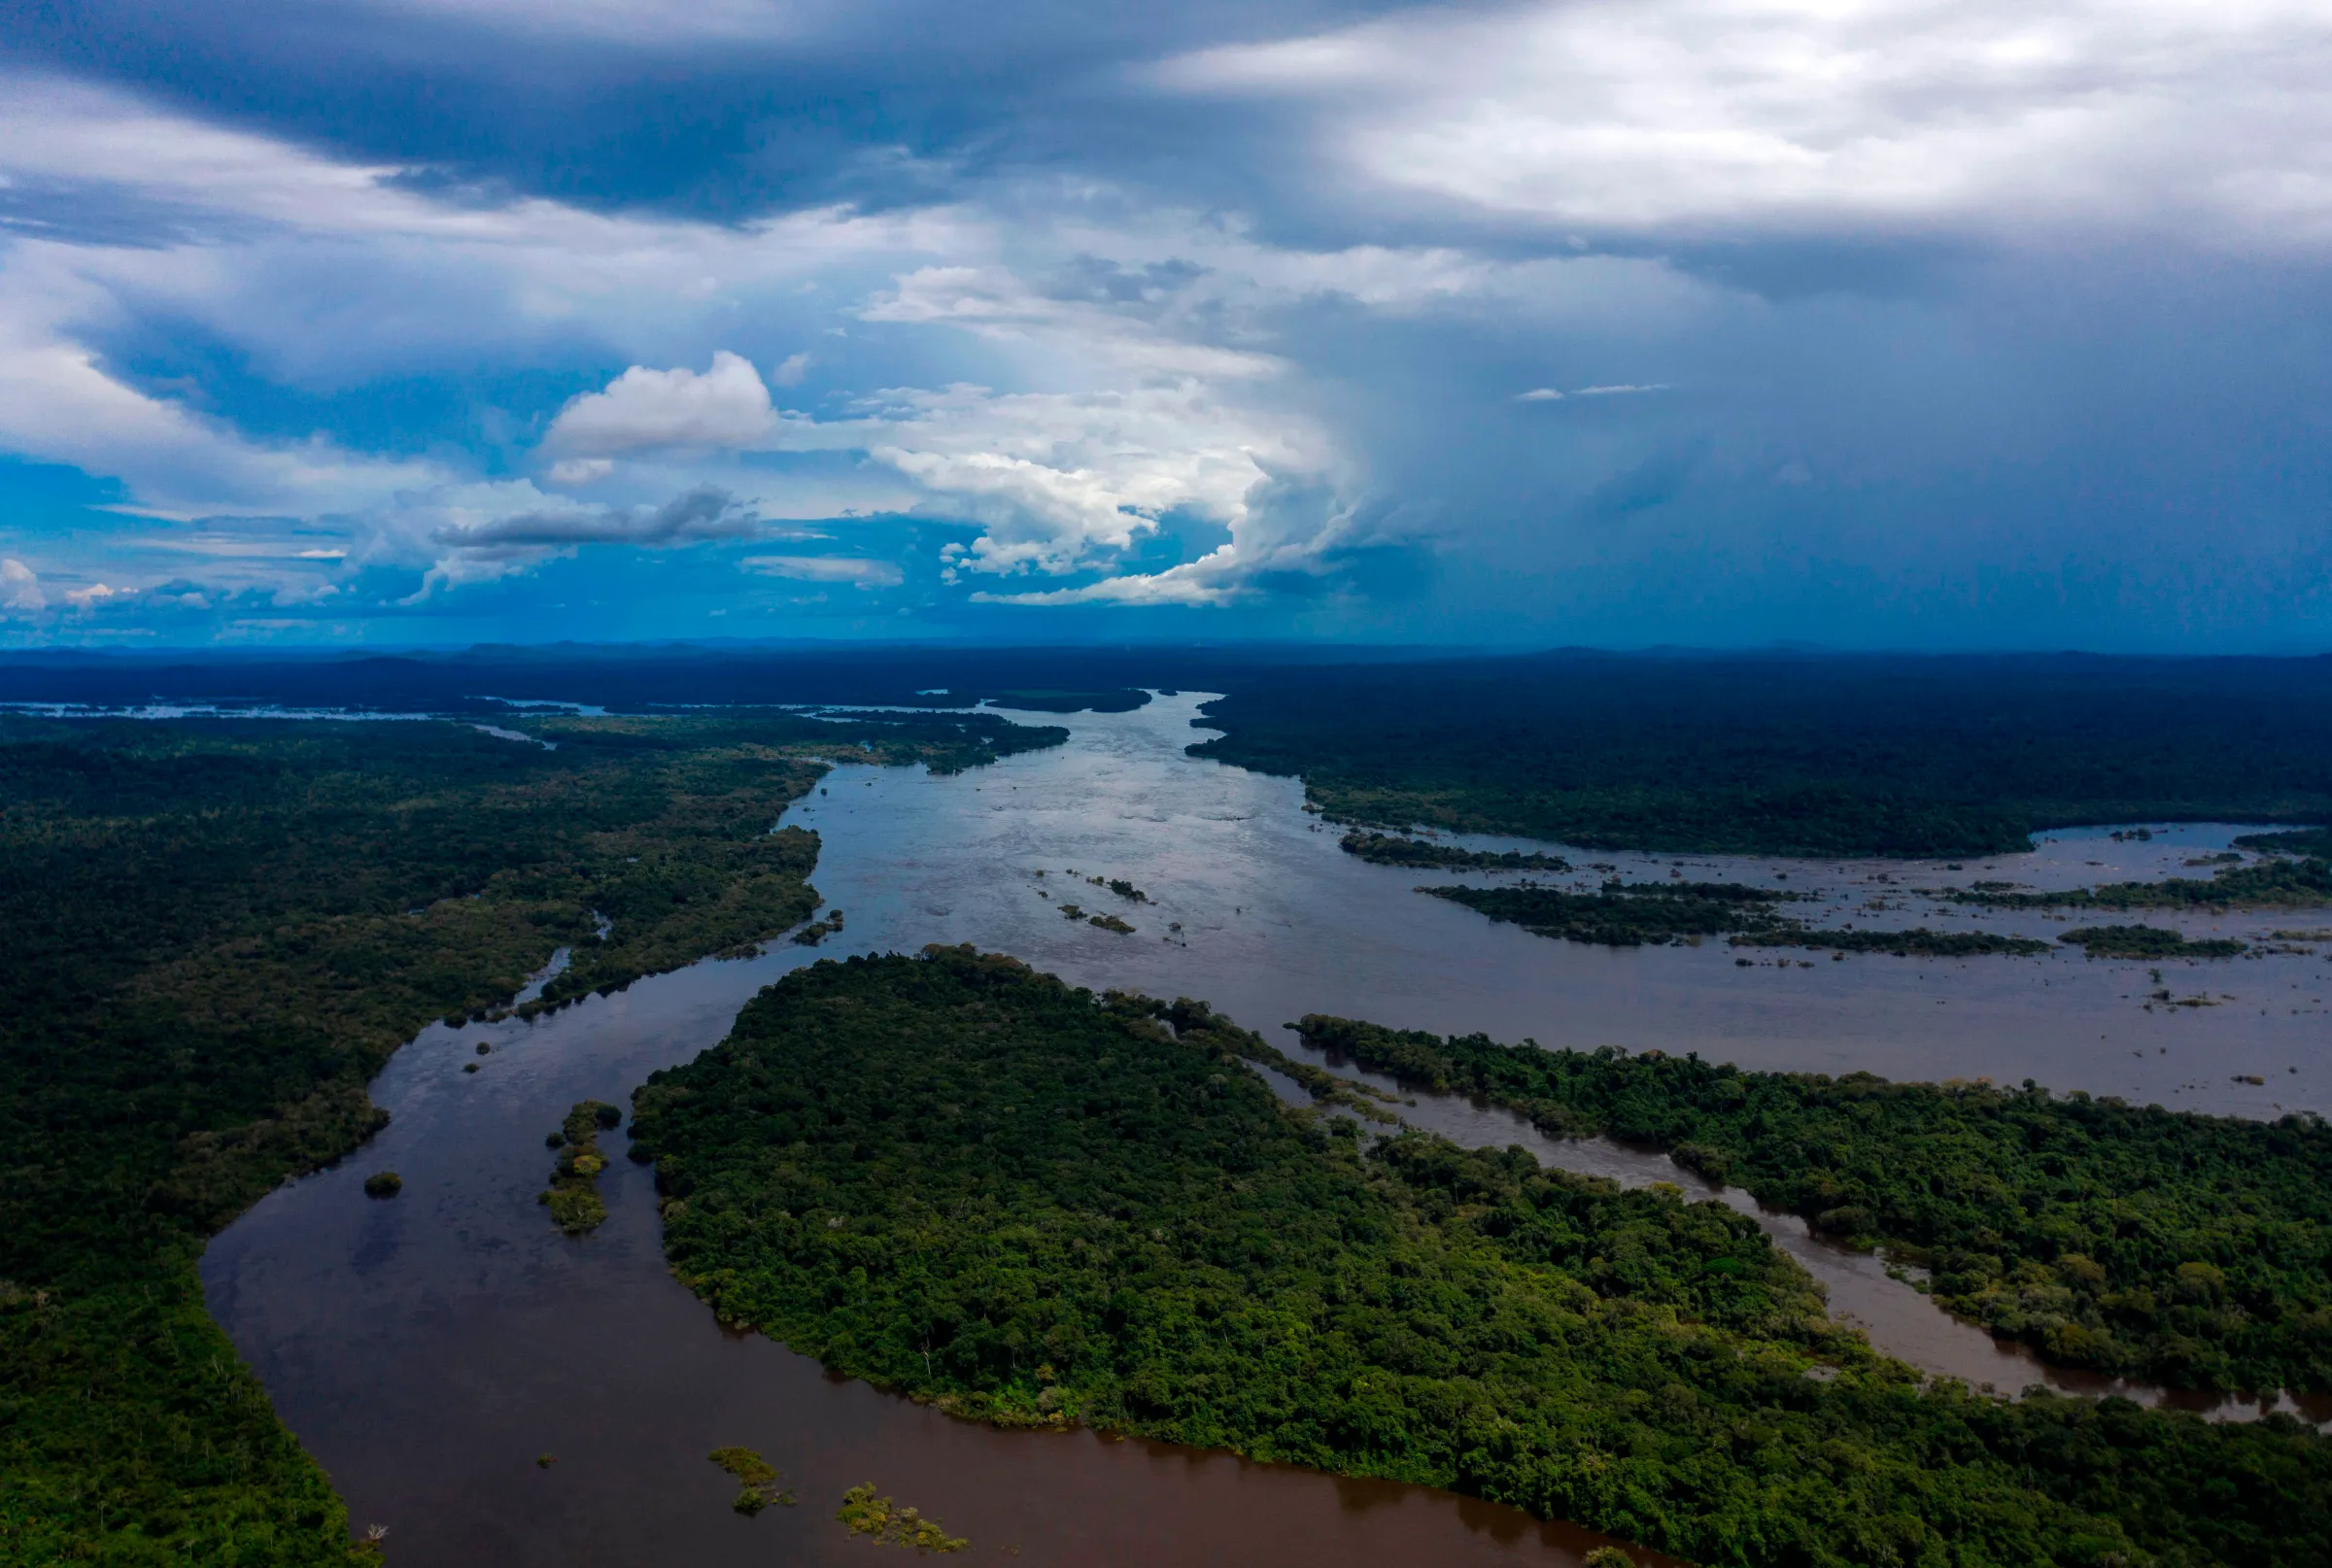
[
  {"x1": 1298, "y1": 1014, "x2": 2332, "y2": 1392},
  {"x1": 2060, "y1": 926, "x2": 2250, "y2": 960},
  {"x1": 793, "y1": 907, "x2": 847, "y2": 946},
  {"x1": 836, "y1": 1483, "x2": 969, "y2": 1552},
  {"x1": 1340, "y1": 831, "x2": 1570, "y2": 871},
  {"x1": 632, "y1": 948, "x2": 2332, "y2": 1567},
  {"x1": 706, "y1": 1446, "x2": 796, "y2": 1514},
  {"x1": 0, "y1": 707, "x2": 1055, "y2": 1563},
  {"x1": 541, "y1": 1101, "x2": 622, "y2": 1235},
  {"x1": 1190, "y1": 654, "x2": 2332, "y2": 856}
]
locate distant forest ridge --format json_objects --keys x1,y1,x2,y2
[{"x1": 6, "y1": 647, "x2": 2330, "y2": 856}]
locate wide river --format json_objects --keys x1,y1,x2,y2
[{"x1": 202, "y1": 694, "x2": 2332, "y2": 1564}]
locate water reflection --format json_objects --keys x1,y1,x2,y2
[{"x1": 795, "y1": 694, "x2": 2330, "y2": 1122}]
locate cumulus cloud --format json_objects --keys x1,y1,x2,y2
[
  {"x1": 740, "y1": 554, "x2": 906, "y2": 587},
  {"x1": 1158, "y1": 0, "x2": 2332, "y2": 247},
  {"x1": 543, "y1": 352, "x2": 778, "y2": 460},
  {"x1": 0, "y1": 558, "x2": 45, "y2": 614}
]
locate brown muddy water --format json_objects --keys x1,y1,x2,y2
[{"x1": 201, "y1": 693, "x2": 2332, "y2": 1562}]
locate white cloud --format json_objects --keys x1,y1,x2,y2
[
  {"x1": 547, "y1": 458, "x2": 616, "y2": 486},
  {"x1": 1158, "y1": 0, "x2": 2332, "y2": 247},
  {"x1": 763, "y1": 379, "x2": 1329, "y2": 579},
  {"x1": 1572, "y1": 384, "x2": 1670, "y2": 395},
  {"x1": 1516, "y1": 388, "x2": 1564, "y2": 401},
  {"x1": 0, "y1": 558, "x2": 45, "y2": 614},
  {"x1": 0, "y1": 255, "x2": 444, "y2": 521},
  {"x1": 544, "y1": 352, "x2": 777, "y2": 459},
  {"x1": 0, "y1": 75, "x2": 1445, "y2": 610},
  {"x1": 740, "y1": 554, "x2": 906, "y2": 588}
]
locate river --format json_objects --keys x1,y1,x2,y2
[{"x1": 200, "y1": 693, "x2": 2332, "y2": 1563}]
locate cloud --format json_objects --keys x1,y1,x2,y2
[
  {"x1": 431, "y1": 484, "x2": 766, "y2": 548},
  {"x1": 771, "y1": 352, "x2": 811, "y2": 386},
  {"x1": 1158, "y1": 0, "x2": 2332, "y2": 248},
  {"x1": 1572, "y1": 384, "x2": 1668, "y2": 396},
  {"x1": 0, "y1": 558, "x2": 45, "y2": 614},
  {"x1": 740, "y1": 554, "x2": 906, "y2": 587},
  {"x1": 543, "y1": 352, "x2": 777, "y2": 460},
  {"x1": 1516, "y1": 388, "x2": 1563, "y2": 401}
]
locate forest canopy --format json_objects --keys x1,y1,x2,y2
[
  {"x1": 1188, "y1": 654, "x2": 2332, "y2": 857},
  {"x1": 629, "y1": 947, "x2": 2332, "y2": 1568},
  {"x1": 1296, "y1": 1014, "x2": 2332, "y2": 1392},
  {"x1": 0, "y1": 707, "x2": 1056, "y2": 1564}
]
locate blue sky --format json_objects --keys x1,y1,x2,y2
[{"x1": 0, "y1": 0, "x2": 2328, "y2": 649}]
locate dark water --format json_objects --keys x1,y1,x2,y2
[{"x1": 201, "y1": 695, "x2": 2332, "y2": 1561}]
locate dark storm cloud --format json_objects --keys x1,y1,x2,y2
[{"x1": 431, "y1": 485, "x2": 763, "y2": 548}]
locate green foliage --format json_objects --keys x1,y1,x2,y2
[
  {"x1": 836, "y1": 1483, "x2": 969, "y2": 1552},
  {"x1": 1432, "y1": 879, "x2": 2054, "y2": 957},
  {"x1": 2060, "y1": 927, "x2": 2249, "y2": 960},
  {"x1": 1423, "y1": 880, "x2": 1790, "y2": 946},
  {"x1": 1188, "y1": 655, "x2": 2332, "y2": 857},
  {"x1": 540, "y1": 1101, "x2": 621, "y2": 1235},
  {"x1": 1955, "y1": 857, "x2": 2332, "y2": 912},
  {"x1": 0, "y1": 708, "x2": 1054, "y2": 1563},
  {"x1": 1299, "y1": 1015, "x2": 2332, "y2": 1392},
  {"x1": 360, "y1": 1172, "x2": 402, "y2": 1199},
  {"x1": 706, "y1": 1447, "x2": 796, "y2": 1514},
  {"x1": 2235, "y1": 828, "x2": 2332, "y2": 858},
  {"x1": 1341, "y1": 832, "x2": 1571, "y2": 871},
  {"x1": 632, "y1": 948, "x2": 2332, "y2": 1567}
]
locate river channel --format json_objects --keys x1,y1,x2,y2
[{"x1": 201, "y1": 693, "x2": 2332, "y2": 1563}]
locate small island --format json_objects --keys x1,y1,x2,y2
[
  {"x1": 1340, "y1": 831, "x2": 1570, "y2": 871},
  {"x1": 2060, "y1": 925, "x2": 2249, "y2": 960},
  {"x1": 539, "y1": 1100, "x2": 622, "y2": 1235}
]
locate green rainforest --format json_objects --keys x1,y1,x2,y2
[
  {"x1": 0, "y1": 708, "x2": 1057, "y2": 1565},
  {"x1": 1189, "y1": 655, "x2": 2332, "y2": 857},
  {"x1": 631, "y1": 949, "x2": 2332, "y2": 1568},
  {"x1": 1295, "y1": 1015, "x2": 2332, "y2": 1393}
]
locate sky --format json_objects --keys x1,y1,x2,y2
[{"x1": 0, "y1": 0, "x2": 2328, "y2": 650}]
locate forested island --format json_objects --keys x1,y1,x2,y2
[
  {"x1": 1953, "y1": 853, "x2": 2332, "y2": 912},
  {"x1": 1340, "y1": 830, "x2": 1571, "y2": 870},
  {"x1": 630, "y1": 948, "x2": 2332, "y2": 1568},
  {"x1": 0, "y1": 707, "x2": 1057, "y2": 1563},
  {"x1": 1424, "y1": 879, "x2": 2056, "y2": 956},
  {"x1": 1296, "y1": 1015, "x2": 2332, "y2": 1391}
]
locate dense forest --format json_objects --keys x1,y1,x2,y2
[
  {"x1": 0, "y1": 708, "x2": 1056, "y2": 1564},
  {"x1": 1423, "y1": 879, "x2": 2055, "y2": 956},
  {"x1": 10, "y1": 647, "x2": 2328, "y2": 861},
  {"x1": 1340, "y1": 831, "x2": 1571, "y2": 870},
  {"x1": 1297, "y1": 1016, "x2": 2332, "y2": 1392},
  {"x1": 631, "y1": 948, "x2": 2332, "y2": 1568},
  {"x1": 1188, "y1": 654, "x2": 2332, "y2": 857}
]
